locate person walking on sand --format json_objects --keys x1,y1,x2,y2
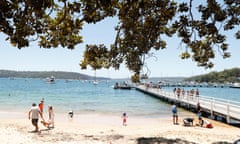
[
  {"x1": 122, "y1": 112, "x2": 127, "y2": 126},
  {"x1": 171, "y1": 103, "x2": 178, "y2": 124},
  {"x1": 28, "y1": 103, "x2": 44, "y2": 132},
  {"x1": 38, "y1": 98, "x2": 44, "y2": 113},
  {"x1": 41, "y1": 105, "x2": 55, "y2": 128}
]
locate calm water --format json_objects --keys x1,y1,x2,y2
[{"x1": 0, "y1": 78, "x2": 239, "y2": 117}]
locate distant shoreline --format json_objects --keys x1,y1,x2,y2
[{"x1": 0, "y1": 70, "x2": 110, "y2": 80}]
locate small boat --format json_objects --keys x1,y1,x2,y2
[
  {"x1": 230, "y1": 83, "x2": 240, "y2": 88},
  {"x1": 47, "y1": 76, "x2": 55, "y2": 84},
  {"x1": 93, "y1": 80, "x2": 99, "y2": 85},
  {"x1": 113, "y1": 82, "x2": 132, "y2": 90}
]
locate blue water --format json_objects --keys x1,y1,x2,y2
[{"x1": 0, "y1": 78, "x2": 239, "y2": 117}]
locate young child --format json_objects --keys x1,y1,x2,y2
[
  {"x1": 68, "y1": 110, "x2": 74, "y2": 118},
  {"x1": 41, "y1": 105, "x2": 54, "y2": 128},
  {"x1": 122, "y1": 112, "x2": 127, "y2": 126}
]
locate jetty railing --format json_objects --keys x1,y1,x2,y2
[{"x1": 136, "y1": 84, "x2": 240, "y2": 123}]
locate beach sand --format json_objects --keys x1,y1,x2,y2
[{"x1": 0, "y1": 112, "x2": 240, "y2": 144}]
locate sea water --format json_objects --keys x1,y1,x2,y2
[{"x1": 0, "y1": 78, "x2": 239, "y2": 118}]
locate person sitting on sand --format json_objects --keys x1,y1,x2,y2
[
  {"x1": 28, "y1": 103, "x2": 45, "y2": 132},
  {"x1": 201, "y1": 119, "x2": 213, "y2": 128},
  {"x1": 171, "y1": 103, "x2": 178, "y2": 124},
  {"x1": 41, "y1": 105, "x2": 54, "y2": 128},
  {"x1": 122, "y1": 112, "x2": 127, "y2": 126}
]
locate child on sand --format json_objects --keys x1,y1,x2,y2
[
  {"x1": 41, "y1": 105, "x2": 54, "y2": 128},
  {"x1": 122, "y1": 112, "x2": 127, "y2": 126}
]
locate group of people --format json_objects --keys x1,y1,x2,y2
[
  {"x1": 173, "y1": 88, "x2": 200, "y2": 99},
  {"x1": 28, "y1": 98, "x2": 55, "y2": 132},
  {"x1": 171, "y1": 102, "x2": 213, "y2": 128},
  {"x1": 28, "y1": 98, "x2": 127, "y2": 132},
  {"x1": 29, "y1": 99, "x2": 213, "y2": 133}
]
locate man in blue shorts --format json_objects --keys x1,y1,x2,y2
[{"x1": 172, "y1": 103, "x2": 178, "y2": 124}]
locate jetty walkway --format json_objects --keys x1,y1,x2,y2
[{"x1": 135, "y1": 84, "x2": 240, "y2": 124}]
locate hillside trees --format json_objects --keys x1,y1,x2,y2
[{"x1": 185, "y1": 68, "x2": 240, "y2": 83}]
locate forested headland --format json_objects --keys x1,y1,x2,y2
[
  {"x1": 185, "y1": 68, "x2": 240, "y2": 83},
  {"x1": 0, "y1": 70, "x2": 109, "y2": 80},
  {"x1": 1, "y1": 68, "x2": 240, "y2": 83}
]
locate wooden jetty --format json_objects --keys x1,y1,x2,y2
[{"x1": 135, "y1": 84, "x2": 240, "y2": 124}]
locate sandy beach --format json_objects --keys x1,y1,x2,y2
[{"x1": 0, "y1": 111, "x2": 240, "y2": 144}]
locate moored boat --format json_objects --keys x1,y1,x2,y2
[
  {"x1": 113, "y1": 82, "x2": 132, "y2": 90},
  {"x1": 47, "y1": 76, "x2": 55, "y2": 84},
  {"x1": 230, "y1": 83, "x2": 240, "y2": 88}
]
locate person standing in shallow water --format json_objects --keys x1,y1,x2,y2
[
  {"x1": 28, "y1": 103, "x2": 44, "y2": 132},
  {"x1": 171, "y1": 103, "x2": 178, "y2": 124}
]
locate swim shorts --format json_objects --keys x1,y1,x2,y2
[{"x1": 32, "y1": 119, "x2": 38, "y2": 125}]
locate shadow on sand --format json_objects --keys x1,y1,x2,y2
[{"x1": 137, "y1": 137, "x2": 233, "y2": 144}]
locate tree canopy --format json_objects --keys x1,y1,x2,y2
[{"x1": 1, "y1": 0, "x2": 239, "y2": 82}]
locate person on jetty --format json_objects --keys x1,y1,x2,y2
[
  {"x1": 171, "y1": 103, "x2": 178, "y2": 124},
  {"x1": 181, "y1": 88, "x2": 185, "y2": 98},
  {"x1": 38, "y1": 98, "x2": 44, "y2": 113},
  {"x1": 196, "y1": 89, "x2": 200, "y2": 97},
  {"x1": 28, "y1": 103, "x2": 45, "y2": 132},
  {"x1": 176, "y1": 88, "x2": 181, "y2": 98},
  {"x1": 41, "y1": 105, "x2": 54, "y2": 128},
  {"x1": 122, "y1": 112, "x2": 127, "y2": 126}
]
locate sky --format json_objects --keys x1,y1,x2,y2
[{"x1": 0, "y1": 17, "x2": 239, "y2": 79}]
